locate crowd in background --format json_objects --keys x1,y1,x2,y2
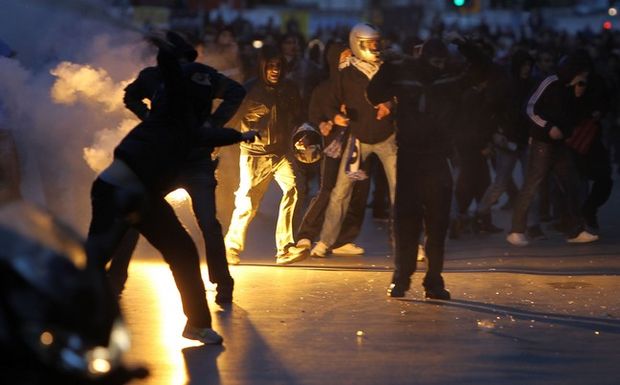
[{"x1": 184, "y1": 12, "x2": 619, "y2": 247}]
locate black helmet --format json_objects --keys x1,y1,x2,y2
[
  {"x1": 292, "y1": 123, "x2": 322, "y2": 164},
  {"x1": 0, "y1": 201, "x2": 145, "y2": 384}
]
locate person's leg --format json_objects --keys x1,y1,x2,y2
[
  {"x1": 478, "y1": 149, "x2": 519, "y2": 215},
  {"x1": 138, "y1": 197, "x2": 212, "y2": 329},
  {"x1": 291, "y1": 157, "x2": 310, "y2": 232},
  {"x1": 179, "y1": 163, "x2": 233, "y2": 287},
  {"x1": 390, "y1": 158, "x2": 423, "y2": 295},
  {"x1": 224, "y1": 155, "x2": 272, "y2": 256},
  {"x1": 422, "y1": 160, "x2": 453, "y2": 294},
  {"x1": 510, "y1": 140, "x2": 552, "y2": 235},
  {"x1": 272, "y1": 156, "x2": 298, "y2": 256},
  {"x1": 368, "y1": 154, "x2": 390, "y2": 218},
  {"x1": 551, "y1": 146, "x2": 586, "y2": 238},
  {"x1": 296, "y1": 155, "x2": 340, "y2": 242},
  {"x1": 106, "y1": 228, "x2": 140, "y2": 295},
  {"x1": 85, "y1": 178, "x2": 138, "y2": 271},
  {"x1": 454, "y1": 149, "x2": 476, "y2": 217},
  {"x1": 371, "y1": 134, "x2": 398, "y2": 205},
  {"x1": 581, "y1": 140, "x2": 613, "y2": 230},
  {"x1": 473, "y1": 152, "x2": 491, "y2": 207},
  {"x1": 316, "y1": 139, "x2": 357, "y2": 249},
  {"x1": 334, "y1": 174, "x2": 371, "y2": 247}
]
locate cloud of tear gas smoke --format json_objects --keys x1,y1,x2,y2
[
  {"x1": 82, "y1": 118, "x2": 137, "y2": 173},
  {"x1": 50, "y1": 62, "x2": 130, "y2": 113},
  {"x1": 0, "y1": 0, "x2": 151, "y2": 232}
]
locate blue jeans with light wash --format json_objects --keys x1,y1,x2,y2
[{"x1": 319, "y1": 134, "x2": 397, "y2": 248}]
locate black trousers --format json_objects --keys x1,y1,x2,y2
[
  {"x1": 455, "y1": 147, "x2": 490, "y2": 215},
  {"x1": 296, "y1": 154, "x2": 369, "y2": 246},
  {"x1": 392, "y1": 153, "x2": 452, "y2": 290},
  {"x1": 86, "y1": 178, "x2": 212, "y2": 328},
  {"x1": 576, "y1": 139, "x2": 613, "y2": 219},
  {"x1": 107, "y1": 160, "x2": 232, "y2": 295}
]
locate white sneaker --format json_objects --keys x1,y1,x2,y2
[
  {"x1": 296, "y1": 238, "x2": 311, "y2": 250},
  {"x1": 331, "y1": 243, "x2": 364, "y2": 255},
  {"x1": 567, "y1": 231, "x2": 599, "y2": 244},
  {"x1": 311, "y1": 241, "x2": 328, "y2": 258},
  {"x1": 182, "y1": 323, "x2": 223, "y2": 345},
  {"x1": 506, "y1": 232, "x2": 529, "y2": 247},
  {"x1": 417, "y1": 244, "x2": 426, "y2": 262}
]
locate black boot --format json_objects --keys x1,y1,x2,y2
[{"x1": 424, "y1": 287, "x2": 451, "y2": 300}]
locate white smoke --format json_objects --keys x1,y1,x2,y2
[
  {"x1": 0, "y1": 0, "x2": 152, "y2": 232},
  {"x1": 50, "y1": 62, "x2": 130, "y2": 113},
  {"x1": 83, "y1": 118, "x2": 137, "y2": 173}
]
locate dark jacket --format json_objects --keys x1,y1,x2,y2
[
  {"x1": 234, "y1": 49, "x2": 302, "y2": 156},
  {"x1": 338, "y1": 60, "x2": 395, "y2": 144},
  {"x1": 526, "y1": 53, "x2": 593, "y2": 143},
  {"x1": 367, "y1": 40, "x2": 490, "y2": 157},
  {"x1": 115, "y1": 54, "x2": 245, "y2": 192},
  {"x1": 308, "y1": 42, "x2": 347, "y2": 146},
  {"x1": 526, "y1": 75, "x2": 580, "y2": 143}
]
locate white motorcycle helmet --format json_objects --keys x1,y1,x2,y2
[{"x1": 349, "y1": 23, "x2": 381, "y2": 63}]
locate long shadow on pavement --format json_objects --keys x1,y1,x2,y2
[{"x1": 401, "y1": 298, "x2": 620, "y2": 334}]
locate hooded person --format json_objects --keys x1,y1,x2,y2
[
  {"x1": 224, "y1": 45, "x2": 308, "y2": 265},
  {"x1": 507, "y1": 52, "x2": 599, "y2": 246},
  {"x1": 85, "y1": 31, "x2": 259, "y2": 345},
  {"x1": 309, "y1": 23, "x2": 398, "y2": 259},
  {"x1": 105, "y1": 30, "x2": 251, "y2": 306},
  {"x1": 294, "y1": 41, "x2": 371, "y2": 255}
]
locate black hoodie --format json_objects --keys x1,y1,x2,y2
[
  {"x1": 307, "y1": 41, "x2": 347, "y2": 145},
  {"x1": 234, "y1": 46, "x2": 302, "y2": 156}
]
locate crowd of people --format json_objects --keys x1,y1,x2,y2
[
  {"x1": 90, "y1": 16, "x2": 620, "y2": 343},
  {"x1": 2, "y1": 11, "x2": 619, "y2": 346}
]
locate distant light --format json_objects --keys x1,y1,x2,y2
[
  {"x1": 252, "y1": 40, "x2": 264, "y2": 49},
  {"x1": 40, "y1": 331, "x2": 54, "y2": 346},
  {"x1": 609, "y1": 8, "x2": 618, "y2": 17},
  {"x1": 453, "y1": 0, "x2": 466, "y2": 6},
  {"x1": 89, "y1": 358, "x2": 111, "y2": 374},
  {"x1": 603, "y1": 21, "x2": 613, "y2": 30}
]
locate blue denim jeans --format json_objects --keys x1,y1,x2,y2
[{"x1": 319, "y1": 134, "x2": 397, "y2": 248}]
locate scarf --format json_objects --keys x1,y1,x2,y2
[
  {"x1": 346, "y1": 56, "x2": 381, "y2": 80},
  {"x1": 344, "y1": 134, "x2": 368, "y2": 181}
]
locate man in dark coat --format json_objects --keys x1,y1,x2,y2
[
  {"x1": 105, "y1": 31, "x2": 246, "y2": 305},
  {"x1": 367, "y1": 33, "x2": 491, "y2": 299},
  {"x1": 85, "y1": 31, "x2": 258, "y2": 345}
]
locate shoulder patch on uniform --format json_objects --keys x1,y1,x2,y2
[{"x1": 191, "y1": 72, "x2": 212, "y2": 86}]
